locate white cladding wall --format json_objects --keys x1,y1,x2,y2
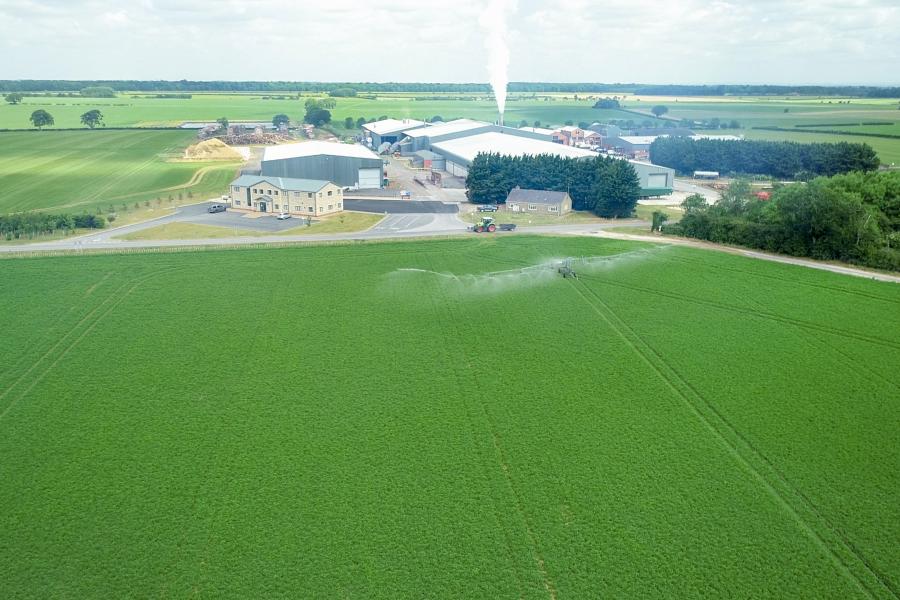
[{"x1": 357, "y1": 168, "x2": 382, "y2": 189}]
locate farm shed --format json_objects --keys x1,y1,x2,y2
[
  {"x1": 261, "y1": 141, "x2": 384, "y2": 189},
  {"x1": 229, "y1": 175, "x2": 343, "y2": 217},
  {"x1": 362, "y1": 118, "x2": 426, "y2": 149},
  {"x1": 400, "y1": 119, "x2": 496, "y2": 153},
  {"x1": 506, "y1": 188, "x2": 572, "y2": 214},
  {"x1": 629, "y1": 161, "x2": 675, "y2": 196}
]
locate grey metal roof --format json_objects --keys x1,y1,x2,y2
[
  {"x1": 230, "y1": 175, "x2": 331, "y2": 192},
  {"x1": 506, "y1": 188, "x2": 570, "y2": 204}
]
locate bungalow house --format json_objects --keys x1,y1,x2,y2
[{"x1": 506, "y1": 187, "x2": 572, "y2": 214}]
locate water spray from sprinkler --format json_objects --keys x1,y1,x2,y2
[{"x1": 479, "y1": 0, "x2": 516, "y2": 127}]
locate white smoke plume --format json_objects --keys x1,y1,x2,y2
[{"x1": 479, "y1": 0, "x2": 517, "y2": 120}]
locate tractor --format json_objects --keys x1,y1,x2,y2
[
  {"x1": 472, "y1": 216, "x2": 516, "y2": 233},
  {"x1": 473, "y1": 216, "x2": 497, "y2": 233}
]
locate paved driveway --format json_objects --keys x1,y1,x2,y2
[
  {"x1": 344, "y1": 199, "x2": 458, "y2": 214},
  {"x1": 370, "y1": 213, "x2": 467, "y2": 233}
]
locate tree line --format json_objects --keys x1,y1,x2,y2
[
  {"x1": 1, "y1": 212, "x2": 106, "y2": 240},
  {"x1": 664, "y1": 173, "x2": 900, "y2": 271},
  {"x1": 466, "y1": 154, "x2": 640, "y2": 218},
  {"x1": 649, "y1": 137, "x2": 879, "y2": 179},
  {"x1": 2, "y1": 81, "x2": 899, "y2": 97}
]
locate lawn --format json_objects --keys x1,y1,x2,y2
[
  {"x1": 1, "y1": 236, "x2": 898, "y2": 598},
  {"x1": 460, "y1": 208, "x2": 609, "y2": 225},
  {"x1": 0, "y1": 130, "x2": 241, "y2": 214},
  {"x1": 115, "y1": 211, "x2": 383, "y2": 240}
]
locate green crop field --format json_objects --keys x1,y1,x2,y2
[
  {"x1": 0, "y1": 130, "x2": 240, "y2": 214},
  {"x1": 1, "y1": 236, "x2": 898, "y2": 598}
]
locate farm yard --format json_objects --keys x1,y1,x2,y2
[
  {"x1": 0, "y1": 130, "x2": 240, "y2": 214},
  {"x1": 1, "y1": 235, "x2": 898, "y2": 598}
]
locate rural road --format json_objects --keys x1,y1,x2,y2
[{"x1": 3, "y1": 200, "x2": 897, "y2": 284}]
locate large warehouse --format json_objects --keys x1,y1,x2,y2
[
  {"x1": 427, "y1": 128, "x2": 675, "y2": 196},
  {"x1": 261, "y1": 141, "x2": 384, "y2": 189},
  {"x1": 431, "y1": 131, "x2": 597, "y2": 177}
]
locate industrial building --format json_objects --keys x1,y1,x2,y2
[
  {"x1": 228, "y1": 175, "x2": 343, "y2": 216},
  {"x1": 607, "y1": 135, "x2": 660, "y2": 157},
  {"x1": 361, "y1": 118, "x2": 425, "y2": 149},
  {"x1": 261, "y1": 141, "x2": 384, "y2": 189},
  {"x1": 399, "y1": 119, "x2": 496, "y2": 153},
  {"x1": 430, "y1": 131, "x2": 598, "y2": 177},
  {"x1": 361, "y1": 117, "x2": 674, "y2": 197}
]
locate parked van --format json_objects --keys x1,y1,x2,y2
[{"x1": 207, "y1": 204, "x2": 227, "y2": 213}]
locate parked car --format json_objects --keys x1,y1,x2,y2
[
  {"x1": 477, "y1": 204, "x2": 499, "y2": 212},
  {"x1": 276, "y1": 213, "x2": 292, "y2": 220},
  {"x1": 207, "y1": 203, "x2": 227, "y2": 213}
]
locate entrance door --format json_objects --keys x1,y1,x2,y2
[{"x1": 259, "y1": 201, "x2": 267, "y2": 212}]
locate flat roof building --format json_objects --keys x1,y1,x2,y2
[{"x1": 261, "y1": 141, "x2": 384, "y2": 189}]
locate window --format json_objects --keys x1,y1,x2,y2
[
  {"x1": 235, "y1": 200, "x2": 241, "y2": 206},
  {"x1": 327, "y1": 190, "x2": 333, "y2": 196},
  {"x1": 318, "y1": 193, "x2": 322, "y2": 198},
  {"x1": 266, "y1": 189, "x2": 272, "y2": 195},
  {"x1": 294, "y1": 191, "x2": 300, "y2": 197},
  {"x1": 548, "y1": 206, "x2": 558, "y2": 212},
  {"x1": 528, "y1": 204, "x2": 537, "y2": 211},
  {"x1": 328, "y1": 204, "x2": 333, "y2": 211},
  {"x1": 307, "y1": 192, "x2": 313, "y2": 198},
  {"x1": 294, "y1": 206, "x2": 301, "y2": 212},
  {"x1": 274, "y1": 204, "x2": 279, "y2": 210},
  {"x1": 274, "y1": 190, "x2": 279, "y2": 195},
  {"x1": 232, "y1": 186, "x2": 239, "y2": 191},
  {"x1": 337, "y1": 202, "x2": 342, "y2": 209},
  {"x1": 308, "y1": 206, "x2": 314, "y2": 212}
]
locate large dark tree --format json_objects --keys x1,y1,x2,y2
[
  {"x1": 30, "y1": 109, "x2": 54, "y2": 129},
  {"x1": 594, "y1": 158, "x2": 641, "y2": 217},
  {"x1": 4, "y1": 92, "x2": 23, "y2": 104},
  {"x1": 272, "y1": 114, "x2": 290, "y2": 128},
  {"x1": 80, "y1": 109, "x2": 103, "y2": 128},
  {"x1": 305, "y1": 108, "x2": 331, "y2": 126}
]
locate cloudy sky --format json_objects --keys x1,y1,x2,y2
[{"x1": 1, "y1": 0, "x2": 898, "y2": 84}]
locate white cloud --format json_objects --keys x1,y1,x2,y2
[{"x1": 0, "y1": 0, "x2": 897, "y2": 83}]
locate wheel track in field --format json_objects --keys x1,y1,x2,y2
[
  {"x1": 0, "y1": 267, "x2": 183, "y2": 423},
  {"x1": 569, "y1": 279, "x2": 897, "y2": 600},
  {"x1": 577, "y1": 273, "x2": 900, "y2": 351},
  {"x1": 480, "y1": 253, "x2": 899, "y2": 350},
  {"x1": 0, "y1": 271, "x2": 116, "y2": 385},
  {"x1": 422, "y1": 253, "x2": 558, "y2": 600}
]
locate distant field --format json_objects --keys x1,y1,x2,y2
[
  {"x1": 0, "y1": 130, "x2": 240, "y2": 213},
  {"x1": 3, "y1": 91, "x2": 898, "y2": 163},
  {"x1": 1, "y1": 236, "x2": 898, "y2": 598}
]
